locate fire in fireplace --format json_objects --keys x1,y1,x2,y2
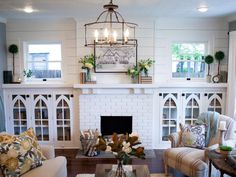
[{"x1": 100, "y1": 116, "x2": 132, "y2": 136}]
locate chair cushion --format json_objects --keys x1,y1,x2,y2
[
  {"x1": 21, "y1": 156, "x2": 67, "y2": 177},
  {"x1": 0, "y1": 133, "x2": 43, "y2": 177},
  {"x1": 179, "y1": 124, "x2": 206, "y2": 149},
  {"x1": 164, "y1": 147, "x2": 208, "y2": 176}
]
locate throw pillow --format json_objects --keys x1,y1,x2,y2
[
  {"x1": 179, "y1": 123, "x2": 206, "y2": 149},
  {"x1": 0, "y1": 134, "x2": 43, "y2": 177},
  {"x1": 21, "y1": 128, "x2": 46, "y2": 160}
]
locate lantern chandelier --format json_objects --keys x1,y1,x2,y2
[{"x1": 84, "y1": 0, "x2": 138, "y2": 47}]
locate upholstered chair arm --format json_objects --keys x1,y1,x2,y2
[
  {"x1": 168, "y1": 132, "x2": 181, "y2": 148},
  {"x1": 40, "y1": 144, "x2": 55, "y2": 159}
]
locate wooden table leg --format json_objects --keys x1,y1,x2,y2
[
  {"x1": 220, "y1": 171, "x2": 224, "y2": 177},
  {"x1": 208, "y1": 160, "x2": 212, "y2": 177}
]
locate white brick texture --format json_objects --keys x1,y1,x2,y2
[{"x1": 79, "y1": 94, "x2": 153, "y2": 149}]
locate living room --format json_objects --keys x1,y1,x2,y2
[{"x1": 0, "y1": 0, "x2": 236, "y2": 177}]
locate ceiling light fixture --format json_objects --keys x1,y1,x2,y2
[
  {"x1": 84, "y1": 0, "x2": 138, "y2": 47},
  {"x1": 197, "y1": 6, "x2": 208, "y2": 13},
  {"x1": 24, "y1": 6, "x2": 34, "y2": 13}
]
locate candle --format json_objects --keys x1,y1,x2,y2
[
  {"x1": 113, "y1": 31, "x2": 117, "y2": 43},
  {"x1": 104, "y1": 28, "x2": 109, "y2": 42},
  {"x1": 94, "y1": 30, "x2": 99, "y2": 43},
  {"x1": 219, "y1": 121, "x2": 226, "y2": 130},
  {"x1": 124, "y1": 29, "x2": 129, "y2": 43}
]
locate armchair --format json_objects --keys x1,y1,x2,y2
[{"x1": 163, "y1": 113, "x2": 236, "y2": 177}]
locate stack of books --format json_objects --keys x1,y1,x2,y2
[{"x1": 139, "y1": 76, "x2": 152, "y2": 84}]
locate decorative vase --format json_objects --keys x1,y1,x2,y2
[
  {"x1": 131, "y1": 76, "x2": 138, "y2": 84},
  {"x1": 140, "y1": 70, "x2": 148, "y2": 77},
  {"x1": 107, "y1": 159, "x2": 127, "y2": 177},
  {"x1": 86, "y1": 69, "x2": 91, "y2": 82},
  {"x1": 206, "y1": 75, "x2": 211, "y2": 83}
]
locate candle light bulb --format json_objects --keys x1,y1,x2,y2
[
  {"x1": 124, "y1": 29, "x2": 129, "y2": 43},
  {"x1": 113, "y1": 31, "x2": 117, "y2": 42},
  {"x1": 94, "y1": 30, "x2": 99, "y2": 43},
  {"x1": 104, "y1": 28, "x2": 109, "y2": 42}
]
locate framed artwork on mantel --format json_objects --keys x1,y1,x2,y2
[{"x1": 94, "y1": 40, "x2": 137, "y2": 73}]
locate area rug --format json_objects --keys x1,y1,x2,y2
[
  {"x1": 76, "y1": 174, "x2": 172, "y2": 177},
  {"x1": 76, "y1": 149, "x2": 156, "y2": 159}
]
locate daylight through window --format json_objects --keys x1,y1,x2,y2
[
  {"x1": 26, "y1": 43, "x2": 62, "y2": 80},
  {"x1": 171, "y1": 43, "x2": 206, "y2": 79}
]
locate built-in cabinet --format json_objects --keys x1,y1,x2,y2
[
  {"x1": 159, "y1": 90, "x2": 226, "y2": 144},
  {"x1": 3, "y1": 84, "x2": 227, "y2": 149},
  {"x1": 4, "y1": 88, "x2": 74, "y2": 148}
]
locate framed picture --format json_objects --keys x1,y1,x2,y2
[{"x1": 94, "y1": 40, "x2": 137, "y2": 73}]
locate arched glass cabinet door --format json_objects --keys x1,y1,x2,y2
[
  {"x1": 34, "y1": 95, "x2": 49, "y2": 141},
  {"x1": 207, "y1": 93, "x2": 223, "y2": 114},
  {"x1": 12, "y1": 95, "x2": 28, "y2": 134},
  {"x1": 184, "y1": 93, "x2": 200, "y2": 125},
  {"x1": 56, "y1": 95, "x2": 72, "y2": 142},
  {"x1": 161, "y1": 93, "x2": 178, "y2": 141}
]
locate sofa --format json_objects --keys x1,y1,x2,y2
[
  {"x1": 0, "y1": 145, "x2": 67, "y2": 177},
  {"x1": 163, "y1": 113, "x2": 236, "y2": 177}
]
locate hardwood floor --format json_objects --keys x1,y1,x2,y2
[{"x1": 55, "y1": 149, "x2": 165, "y2": 177}]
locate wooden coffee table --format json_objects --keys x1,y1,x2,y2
[{"x1": 95, "y1": 164, "x2": 150, "y2": 177}]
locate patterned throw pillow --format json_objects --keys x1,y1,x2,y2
[
  {"x1": 21, "y1": 128, "x2": 46, "y2": 161},
  {"x1": 0, "y1": 134, "x2": 43, "y2": 177},
  {"x1": 179, "y1": 123, "x2": 206, "y2": 149}
]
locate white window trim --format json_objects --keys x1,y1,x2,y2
[
  {"x1": 23, "y1": 41, "x2": 63, "y2": 82},
  {"x1": 171, "y1": 41, "x2": 208, "y2": 81}
]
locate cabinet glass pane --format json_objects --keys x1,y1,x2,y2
[
  {"x1": 185, "y1": 108, "x2": 192, "y2": 119},
  {"x1": 193, "y1": 99, "x2": 198, "y2": 106},
  {"x1": 19, "y1": 100, "x2": 24, "y2": 107},
  {"x1": 64, "y1": 121, "x2": 70, "y2": 126},
  {"x1": 193, "y1": 108, "x2": 199, "y2": 118},
  {"x1": 36, "y1": 127, "x2": 42, "y2": 140},
  {"x1": 41, "y1": 101, "x2": 46, "y2": 107},
  {"x1": 64, "y1": 127, "x2": 71, "y2": 140},
  {"x1": 170, "y1": 108, "x2": 177, "y2": 119},
  {"x1": 35, "y1": 109, "x2": 41, "y2": 119},
  {"x1": 21, "y1": 127, "x2": 27, "y2": 132},
  {"x1": 57, "y1": 109, "x2": 63, "y2": 119},
  {"x1": 64, "y1": 101, "x2": 69, "y2": 108},
  {"x1": 42, "y1": 109, "x2": 48, "y2": 119},
  {"x1": 20, "y1": 109, "x2": 26, "y2": 119},
  {"x1": 14, "y1": 127, "x2": 20, "y2": 135},
  {"x1": 163, "y1": 108, "x2": 169, "y2": 119},
  {"x1": 210, "y1": 100, "x2": 214, "y2": 106},
  {"x1": 208, "y1": 108, "x2": 214, "y2": 112},
  {"x1": 162, "y1": 127, "x2": 169, "y2": 141},
  {"x1": 57, "y1": 121, "x2": 63, "y2": 125},
  {"x1": 64, "y1": 109, "x2": 70, "y2": 119},
  {"x1": 57, "y1": 127, "x2": 63, "y2": 141},
  {"x1": 170, "y1": 127, "x2": 177, "y2": 134},
  {"x1": 215, "y1": 108, "x2": 222, "y2": 114},
  {"x1": 216, "y1": 99, "x2": 221, "y2": 106},
  {"x1": 35, "y1": 120, "x2": 41, "y2": 125},
  {"x1": 43, "y1": 127, "x2": 49, "y2": 141},
  {"x1": 13, "y1": 109, "x2": 19, "y2": 119},
  {"x1": 58, "y1": 100, "x2": 63, "y2": 107}
]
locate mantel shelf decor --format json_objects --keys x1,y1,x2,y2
[{"x1": 84, "y1": 0, "x2": 138, "y2": 47}]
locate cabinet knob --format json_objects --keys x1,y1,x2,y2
[
  {"x1": 70, "y1": 94, "x2": 74, "y2": 98},
  {"x1": 48, "y1": 95, "x2": 51, "y2": 98},
  {"x1": 204, "y1": 93, "x2": 208, "y2": 96},
  {"x1": 159, "y1": 93, "x2": 162, "y2": 96},
  {"x1": 182, "y1": 93, "x2": 185, "y2": 96},
  {"x1": 26, "y1": 95, "x2": 30, "y2": 98}
]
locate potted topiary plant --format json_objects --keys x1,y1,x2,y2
[
  {"x1": 204, "y1": 55, "x2": 214, "y2": 83},
  {"x1": 219, "y1": 145, "x2": 233, "y2": 157},
  {"x1": 212, "y1": 51, "x2": 225, "y2": 83},
  {"x1": 8, "y1": 44, "x2": 19, "y2": 81}
]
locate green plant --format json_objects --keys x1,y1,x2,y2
[
  {"x1": 138, "y1": 58, "x2": 155, "y2": 76},
  {"x1": 127, "y1": 65, "x2": 139, "y2": 79},
  {"x1": 8, "y1": 44, "x2": 18, "y2": 75},
  {"x1": 23, "y1": 69, "x2": 33, "y2": 78},
  {"x1": 204, "y1": 55, "x2": 214, "y2": 75},
  {"x1": 79, "y1": 54, "x2": 95, "y2": 70},
  {"x1": 214, "y1": 51, "x2": 225, "y2": 75},
  {"x1": 219, "y1": 145, "x2": 233, "y2": 151}
]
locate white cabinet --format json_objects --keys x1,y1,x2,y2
[
  {"x1": 54, "y1": 94, "x2": 74, "y2": 147},
  {"x1": 159, "y1": 89, "x2": 226, "y2": 144},
  {"x1": 4, "y1": 89, "x2": 74, "y2": 147}
]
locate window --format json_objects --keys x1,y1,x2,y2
[
  {"x1": 26, "y1": 43, "x2": 62, "y2": 80},
  {"x1": 171, "y1": 43, "x2": 206, "y2": 79}
]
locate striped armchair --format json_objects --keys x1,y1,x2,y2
[{"x1": 163, "y1": 114, "x2": 236, "y2": 177}]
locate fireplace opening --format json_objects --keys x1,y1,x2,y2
[{"x1": 101, "y1": 116, "x2": 132, "y2": 136}]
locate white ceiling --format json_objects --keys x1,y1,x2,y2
[{"x1": 0, "y1": 0, "x2": 236, "y2": 20}]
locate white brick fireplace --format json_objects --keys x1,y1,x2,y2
[{"x1": 77, "y1": 84, "x2": 156, "y2": 149}]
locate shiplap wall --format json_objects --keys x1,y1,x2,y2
[
  {"x1": 6, "y1": 17, "x2": 228, "y2": 84},
  {"x1": 6, "y1": 18, "x2": 77, "y2": 84}
]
